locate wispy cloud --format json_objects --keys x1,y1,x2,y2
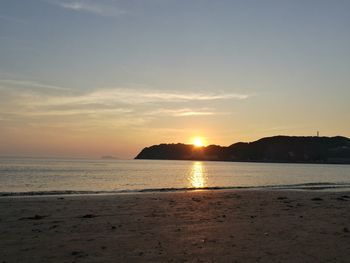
[
  {"x1": 147, "y1": 108, "x2": 216, "y2": 117},
  {"x1": 39, "y1": 88, "x2": 251, "y2": 107},
  {"x1": 49, "y1": 0, "x2": 126, "y2": 17},
  {"x1": 12, "y1": 108, "x2": 133, "y2": 117},
  {"x1": 0, "y1": 79, "x2": 69, "y2": 91},
  {"x1": 141, "y1": 91, "x2": 250, "y2": 101},
  {"x1": 0, "y1": 79, "x2": 253, "y2": 131}
]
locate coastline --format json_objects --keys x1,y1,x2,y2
[
  {"x1": 1, "y1": 189, "x2": 350, "y2": 262},
  {"x1": 2, "y1": 182, "x2": 350, "y2": 197}
]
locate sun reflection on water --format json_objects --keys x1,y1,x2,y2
[{"x1": 189, "y1": 161, "x2": 207, "y2": 188}]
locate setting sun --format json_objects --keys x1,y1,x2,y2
[{"x1": 193, "y1": 137, "x2": 205, "y2": 147}]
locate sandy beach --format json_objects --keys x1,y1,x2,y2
[{"x1": 1, "y1": 189, "x2": 350, "y2": 262}]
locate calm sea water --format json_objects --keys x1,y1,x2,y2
[{"x1": 0, "y1": 158, "x2": 350, "y2": 195}]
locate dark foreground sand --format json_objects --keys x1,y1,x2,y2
[{"x1": 1, "y1": 190, "x2": 350, "y2": 263}]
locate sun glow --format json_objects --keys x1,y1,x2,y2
[{"x1": 193, "y1": 137, "x2": 205, "y2": 147}]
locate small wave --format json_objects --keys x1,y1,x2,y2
[
  {"x1": 268, "y1": 182, "x2": 350, "y2": 190},
  {"x1": 1, "y1": 182, "x2": 350, "y2": 197},
  {"x1": 0, "y1": 190, "x2": 111, "y2": 197}
]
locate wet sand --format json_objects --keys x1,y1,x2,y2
[{"x1": 1, "y1": 190, "x2": 350, "y2": 262}]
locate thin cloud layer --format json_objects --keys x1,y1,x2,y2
[
  {"x1": 50, "y1": 0, "x2": 126, "y2": 17},
  {"x1": 0, "y1": 79, "x2": 68, "y2": 91},
  {"x1": 0, "y1": 79, "x2": 252, "y2": 131},
  {"x1": 147, "y1": 108, "x2": 217, "y2": 117},
  {"x1": 40, "y1": 88, "x2": 252, "y2": 107}
]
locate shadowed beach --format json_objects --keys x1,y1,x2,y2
[{"x1": 1, "y1": 189, "x2": 350, "y2": 262}]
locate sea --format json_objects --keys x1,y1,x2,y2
[{"x1": 0, "y1": 158, "x2": 350, "y2": 196}]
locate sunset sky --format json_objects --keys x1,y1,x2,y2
[{"x1": 1, "y1": 0, "x2": 349, "y2": 159}]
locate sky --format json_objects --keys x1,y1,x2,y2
[{"x1": 0, "y1": 0, "x2": 349, "y2": 159}]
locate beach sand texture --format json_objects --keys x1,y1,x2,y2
[{"x1": 1, "y1": 190, "x2": 350, "y2": 262}]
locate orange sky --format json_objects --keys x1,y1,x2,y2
[{"x1": 1, "y1": 1, "x2": 350, "y2": 159}]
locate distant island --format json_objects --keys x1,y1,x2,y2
[
  {"x1": 135, "y1": 136, "x2": 350, "y2": 164},
  {"x1": 101, "y1": 155, "x2": 118, "y2": 160}
]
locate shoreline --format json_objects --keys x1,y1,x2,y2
[
  {"x1": 1, "y1": 189, "x2": 350, "y2": 262},
  {"x1": 135, "y1": 158, "x2": 350, "y2": 165},
  {"x1": 2, "y1": 183, "x2": 350, "y2": 198}
]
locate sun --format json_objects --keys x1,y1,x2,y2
[{"x1": 193, "y1": 137, "x2": 205, "y2": 147}]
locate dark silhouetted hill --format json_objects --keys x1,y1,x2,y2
[{"x1": 135, "y1": 136, "x2": 350, "y2": 164}]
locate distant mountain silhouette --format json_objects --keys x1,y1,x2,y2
[
  {"x1": 135, "y1": 136, "x2": 350, "y2": 164},
  {"x1": 101, "y1": 155, "x2": 118, "y2": 160}
]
